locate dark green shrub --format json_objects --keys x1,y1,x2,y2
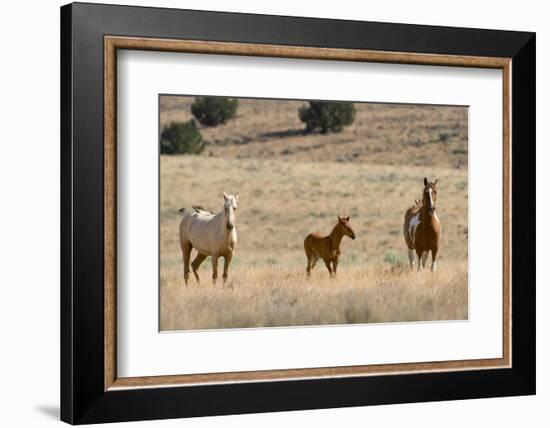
[
  {"x1": 191, "y1": 97, "x2": 238, "y2": 126},
  {"x1": 299, "y1": 101, "x2": 356, "y2": 134},
  {"x1": 160, "y1": 120, "x2": 205, "y2": 154}
]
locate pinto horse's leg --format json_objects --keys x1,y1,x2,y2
[
  {"x1": 211, "y1": 254, "x2": 219, "y2": 285},
  {"x1": 191, "y1": 253, "x2": 207, "y2": 283},
  {"x1": 222, "y1": 252, "x2": 233, "y2": 283},
  {"x1": 421, "y1": 251, "x2": 429, "y2": 269},
  {"x1": 430, "y1": 249, "x2": 438, "y2": 272},
  {"x1": 181, "y1": 240, "x2": 192, "y2": 286},
  {"x1": 407, "y1": 248, "x2": 416, "y2": 269},
  {"x1": 416, "y1": 250, "x2": 423, "y2": 271}
]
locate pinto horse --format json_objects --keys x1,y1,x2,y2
[
  {"x1": 403, "y1": 178, "x2": 441, "y2": 272},
  {"x1": 179, "y1": 192, "x2": 239, "y2": 285},
  {"x1": 304, "y1": 216, "x2": 356, "y2": 278}
]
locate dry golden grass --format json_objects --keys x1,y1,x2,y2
[
  {"x1": 160, "y1": 155, "x2": 468, "y2": 331},
  {"x1": 160, "y1": 264, "x2": 468, "y2": 331}
]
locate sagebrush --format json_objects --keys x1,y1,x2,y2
[
  {"x1": 191, "y1": 97, "x2": 239, "y2": 126},
  {"x1": 299, "y1": 101, "x2": 356, "y2": 133},
  {"x1": 160, "y1": 120, "x2": 204, "y2": 154}
]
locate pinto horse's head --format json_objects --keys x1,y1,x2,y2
[
  {"x1": 223, "y1": 192, "x2": 239, "y2": 231},
  {"x1": 422, "y1": 177, "x2": 438, "y2": 212},
  {"x1": 338, "y1": 215, "x2": 356, "y2": 240}
]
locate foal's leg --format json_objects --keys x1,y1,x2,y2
[
  {"x1": 307, "y1": 255, "x2": 319, "y2": 277},
  {"x1": 332, "y1": 258, "x2": 338, "y2": 276},
  {"x1": 324, "y1": 259, "x2": 333, "y2": 278},
  {"x1": 430, "y1": 248, "x2": 438, "y2": 273},
  {"x1": 211, "y1": 254, "x2": 219, "y2": 285},
  {"x1": 305, "y1": 243, "x2": 314, "y2": 277},
  {"x1": 191, "y1": 253, "x2": 207, "y2": 283},
  {"x1": 181, "y1": 240, "x2": 192, "y2": 285},
  {"x1": 417, "y1": 251, "x2": 423, "y2": 272},
  {"x1": 222, "y1": 252, "x2": 233, "y2": 283},
  {"x1": 311, "y1": 255, "x2": 319, "y2": 269}
]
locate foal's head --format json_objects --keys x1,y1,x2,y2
[
  {"x1": 337, "y1": 215, "x2": 356, "y2": 240},
  {"x1": 422, "y1": 177, "x2": 438, "y2": 212},
  {"x1": 223, "y1": 192, "x2": 239, "y2": 231}
]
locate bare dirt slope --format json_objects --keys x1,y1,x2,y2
[{"x1": 160, "y1": 96, "x2": 468, "y2": 168}]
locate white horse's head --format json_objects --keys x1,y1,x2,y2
[{"x1": 223, "y1": 192, "x2": 239, "y2": 231}]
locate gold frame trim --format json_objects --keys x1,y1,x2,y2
[{"x1": 104, "y1": 36, "x2": 512, "y2": 391}]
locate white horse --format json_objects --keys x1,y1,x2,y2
[{"x1": 179, "y1": 192, "x2": 239, "y2": 285}]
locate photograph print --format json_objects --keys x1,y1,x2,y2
[{"x1": 159, "y1": 95, "x2": 468, "y2": 331}]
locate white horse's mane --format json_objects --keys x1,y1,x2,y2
[
  {"x1": 178, "y1": 205, "x2": 214, "y2": 216},
  {"x1": 179, "y1": 192, "x2": 238, "y2": 218},
  {"x1": 192, "y1": 205, "x2": 214, "y2": 215}
]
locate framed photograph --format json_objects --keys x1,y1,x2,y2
[{"x1": 61, "y1": 2, "x2": 535, "y2": 424}]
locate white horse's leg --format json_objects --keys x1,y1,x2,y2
[
  {"x1": 181, "y1": 240, "x2": 192, "y2": 286},
  {"x1": 211, "y1": 254, "x2": 219, "y2": 285},
  {"x1": 191, "y1": 253, "x2": 207, "y2": 283},
  {"x1": 421, "y1": 251, "x2": 429, "y2": 269},
  {"x1": 408, "y1": 248, "x2": 416, "y2": 269},
  {"x1": 222, "y1": 252, "x2": 233, "y2": 283}
]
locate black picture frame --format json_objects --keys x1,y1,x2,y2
[{"x1": 61, "y1": 2, "x2": 535, "y2": 424}]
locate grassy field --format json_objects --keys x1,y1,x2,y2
[
  {"x1": 160, "y1": 264, "x2": 468, "y2": 330},
  {"x1": 160, "y1": 155, "x2": 468, "y2": 330}
]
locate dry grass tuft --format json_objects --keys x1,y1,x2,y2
[{"x1": 160, "y1": 263, "x2": 468, "y2": 330}]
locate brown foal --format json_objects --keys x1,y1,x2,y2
[{"x1": 304, "y1": 216, "x2": 356, "y2": 278}]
